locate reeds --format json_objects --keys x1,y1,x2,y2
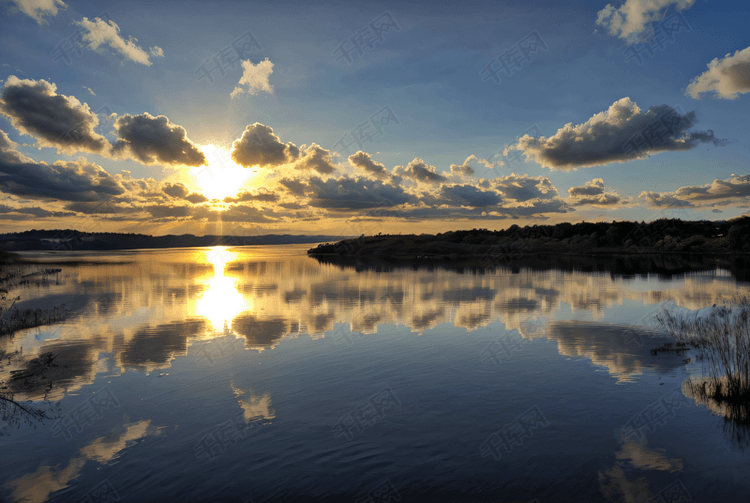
[{"x1": 658, "y1": 297, "x2": 750, "y2": 403}]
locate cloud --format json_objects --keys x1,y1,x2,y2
[
  {"x1": 640, "y1": 174, "x2": 750, "y2": 210},
  {"x1": 82, "y1": 86, "x2": 96, "y2": 96},
  {"x1": 0, "y1": 133, "x2": 125, "y2": 201},
  {"x1": 75, "y1": 16, "x2": 164, "y2": 66},
  {"x1": 112, "y1": 113, "x2": 206, "y2": 166},
  {"x1": 281, "y1": 175, "x2": 412, "y2": 210},
  {"x1": 394, "y1": 158, "x2": 447, "y2": 184},
  {"x1": 348, "y1": 151, "x2": 391, "y2": 180},
  {"x1": 566, "y1": 178, "x2": 623, "y2": 206},
  {"x1": 686, "y1": 46, "x2": 750, "y2": 100},
  {"x1": 504, "y1": 98, "x2": 725, "y2": 170},
  {"x1": 449, "y1": 155, "x2": 477, "y2": 179},
  {"x1": 161, "y1": 182, "x2": 207, "y2": 203},
  {"x1": 0, "y1": 76, "x2": 109, "y2": 155},
  {"x1": 231, "y1": 123, "x2": 299, "y2": 168},
  {"x1": 0, "y1": 77, "x2": 204, "y2": 167},
  {"x1": 435, "y1": 184, "x2": 501, "y2": 207},
  {"x1": 6, "y1": 0, "x2": 66, "y2": 23},
  {"x1": 162, "y1": 182, "x2": 189, "y2": 199},
  {"x1": 223, "y1": 189, "x2": 279, "y2": 203},
  {"x1": 231, "y1": 58, "x2": 274, "y2": 98},
  {"x1": 488, "y1": 173, "x2": 560, "y2": 201},
  {"x1": 294, "y1": 143, "x2": 336, "y2": 175},
  {"x1": 639, "y1": 191, "x2": 694, "y2": 208},
  {"x1": 596, "y1": 0, "x2": 696, "y2": 42}
]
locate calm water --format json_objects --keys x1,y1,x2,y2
[{"x1": 2, "y1": 245, "x2": 749, "y2": 502}]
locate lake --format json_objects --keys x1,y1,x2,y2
[{"x1": 1, "y1": 244, "x2": 749, "y2": 502}]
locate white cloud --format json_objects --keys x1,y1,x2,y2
[
  {"x1": 686, "y1": 46, "x2": 750, "y2": 100},
  {"x1": 75, "y1": 16, "x2": 164, "y2": 66},
  {"x1": 7, "y1": 0, "x2": 66, "y2": 24},
  {"x1": 231, "y1": 58, "x2": 274, "y2": 98},
  {"x1": 596, "y1": 0, "x2": 695, "y2": 42}
]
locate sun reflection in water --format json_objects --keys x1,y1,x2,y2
[{"x1": 195, "y1": 247, "x2": 249, "y2": 332}]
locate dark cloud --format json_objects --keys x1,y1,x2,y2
[
  {"x1": 0, "y1": 77, "x2": 206, "y2": 168},
  {"x1": 0, "y1": 203, "x2": 74, "y2": 218},
  {"x1": 348, "y1": 151, "x2": 390, "y2": 180},
  {"x1": 568, "y1": 178, "x2": 605, "y2": 197},
  {"x1": 504, "y1": 98, "x2": 726, "y2": 170},
  {"x1": 0, "y1": 130, "x2": 127, "y2": 201},
  {"x1": 488, "y1": 174, "x2": 560, "y2": 201},
  {"x1": 160, "y1": 182, "x2": 207, "y2": 203},
  {"x1": 162, "y1": 182, "x2": 189, "y2": 198},
  {"x1": 394, "y1": 158, "x2": 447, "y2": 184},
  {"x1": 231, "y1": 123, "x2": 299, "y2": 168},
  {"x1": 223, "y1": 189, "x2": 279, "y2": 203},
  {"x1": 567, "y1": 178, "x2": 623, "y2": 206},
  {"x1": 294, "y1": 143, "x2": 336, "y2": 174},
  {"x1": 283, "y1": 175, "x2": 412, "y2": 210},
  {"x1": 0, "y1": 76, "x2": 109, "y2": 155},
  {"x1": 112, "y1": 113, "x2": 206, "y2": 166},
  {"x1": 434, "y1": 184, "x2": 501, "y2": 207}
]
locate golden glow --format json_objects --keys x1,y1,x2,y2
[
  {"x1": 191, "y1": 144, "x2": 257, "y2": 200},
  {"x1": 195, "y1": 247, "x2": 250, "y2": 331}
]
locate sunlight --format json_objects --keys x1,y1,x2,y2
[
  {"x1": 190, "y1": 144, "x2": 258, "y2": 200},
  {"x1": 195, "y1": 247, "x2": 250, "y2": 332}
]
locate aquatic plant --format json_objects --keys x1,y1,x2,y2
[
  {"x1": 658, "y1": 298, "x2": 750, "y2": 403},
  {"x1": 0, "y1": 260, "x2": 64, "y2": 434}
]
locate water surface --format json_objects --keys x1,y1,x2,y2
[{"x1": 2, "y1": 245, "x2": 749, "y2": 502}]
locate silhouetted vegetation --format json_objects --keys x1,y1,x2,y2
[
  {"x1": 658, "y1": 298, "x2": 750, "y2": 404},
  {"x1": 0, "y1": 229, "x2": 339, "y2": 251},
  {"x1": 0, "y1": 256, "x2": 63, "y2": 435},
  {"x1": 310, "y1": 217, "x2": 750, "y2": 259}
]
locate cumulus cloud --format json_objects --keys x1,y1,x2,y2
[
  {"x1": 487, "y1": 173, "x2": 560, "y2": 202},
  {"x1": 280, "y1": 175, "x2": 412, "y2": 210},
  {"x1": 449, "y1": 155, "x2": 477, "y2": 179},
  {"x1": 596, "y1": 0, "x2": 695, "y2": 42},
  {"x1": 231, "y1": 58, "x2": 274, "y2": 98},
  {"x1": 0, "y1": 76, "x2": 109, "y2": 155},
  {"x1": 394, "y1": 158, "x2": 447, "y2": 184},
  {"x1": 75, "y1": 16, "x2": 164, "y2": 66},
  {"x1": 112, "y1": 113, "x2": 206, "y2": 166},
  {"x1": 294, "y1": 143, "x2": 336, "y2": 175},
  {"x1": 504, "y1": 97, "x2": 725, "y2": 170},
  {"x1": 348, "y1": 151, "x2": 390, "y2": 180},
  {"x1": 0, "y1": 131, "x2": 125, "y2": 201},
  {"x1": 231, "y1": 123, "x2": 299, "y2": 168},
  {"x1": 162, "y1": 182, "x2": 189, "y2": 199},
  {"x1": 567, "y1": 178, "x2": 623, "y2": 206},
  {"x1": 686, "y1": 46, "x2": 750, "y2": 100},
  {"x1": 0, "y1": 77, "x2": 204, "y2": 167},
  {"x1": 6, "y1": 0, "x2": 66, "y2": 23},
  {"x1": 640, "y1": 174, "x2": 750, "y2": 209}
]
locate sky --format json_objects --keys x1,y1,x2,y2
[{"x1": 0, "y1": 0, "x2": 748, "y2": 237}]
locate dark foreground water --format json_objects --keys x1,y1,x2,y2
[{"x1": 1, "y1": 245, "x2": 749, "y2": 502}]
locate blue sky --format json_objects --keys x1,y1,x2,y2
[{"x1": 0, "y1": 0, "x2": 748, "y2": 236}]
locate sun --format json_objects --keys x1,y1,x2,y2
[{"x1": 190, "y1": 144, "x2": 258, "y2": 200}]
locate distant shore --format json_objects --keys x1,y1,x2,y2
[
  {"x1": 307, "y1": 218, "x2": 750, "y2": 277},
  {"x1": 0, "y1": 230, "x2": 340, "y2": 252}
]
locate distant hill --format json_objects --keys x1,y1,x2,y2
[{"x1": 0, "y1": 230, "x2": 343, "y2": 252}]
